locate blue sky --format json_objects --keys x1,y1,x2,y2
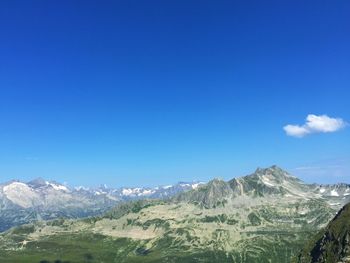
[{"x1": 0, "y1": 0, "x2": 349, "y2": 187}]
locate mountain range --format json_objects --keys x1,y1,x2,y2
[
  {"x1": 0, "y1": 165, "x2": 349, "y2": 262},
  {"x1": 0, "y1": 178, "x2": 203, "y2": 232}
]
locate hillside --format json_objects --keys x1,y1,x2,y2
[
  {"x1": 295, "y1": 202, "x2": 350, "y2": 263},
  {"x1": 0, "y1": 166, "x2": 347, "y2": 263}
]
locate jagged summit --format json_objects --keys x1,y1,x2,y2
[
  {"x1": 255, "y1": 165, "x2": 283, "y2": 173},
  {"x1": 254, "y1": 165, "x2": 298, "y2": 181},
  {"x1": 207, "y1": 177, "x2": 227, "y2": 185},
  {"x1": 176, "y1": 166, "x2": 314, "y2": 207},
  {"x1": 229, "y1": 165, "x2": 307, "y2": 197},
  {"x1": 175, "y1": 178, "x2": 233, "y2": 208}
]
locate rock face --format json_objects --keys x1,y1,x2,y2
[
  {"x1": 0, "y1": 179, "x2": 203, "y2": 232},
  {"x1": 0, "y1": 166, "x2": 349, "y2": 263},
  {"x1": 296, "y1": 203, "x2": 350, "y2": 263},
  {"x1": 175, "y1": 178, "x2": 234, "y2": 208}
]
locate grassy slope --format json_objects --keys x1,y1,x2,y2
[
  {"x1": 0, "y1": 197, "x2": 336, "y2": 263},
  {"x1": 0, "y1": 232, "x2": 232, "y2": 263}
]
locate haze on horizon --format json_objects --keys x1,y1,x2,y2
[{"x1": 0, "y1": 1, "x2": 349, "y2": 187}]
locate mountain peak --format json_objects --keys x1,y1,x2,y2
[
  {"x1": 255, "y1": 165, "x2": 286, "y2": 174},
  {"x1": 227, "y1": 166, "x2": 306, "y2": 198},
  {"x1": 27, "y1": 177, "x2": 48, "y2": 188},
  {"x1": 208, "y1": 177, "x2": 226, "y2": 184},
  {"x1": 175, "y1": 178, "x2": 232, "y2": 208},
  {"x1": 254, "y1": 165, "x2": 296, "y2": 182}
]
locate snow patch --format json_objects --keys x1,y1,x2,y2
[
  {"x1": 3, "y1": 182, "x2": 28, "y2": 191},
  {"x1": 121, "y1": 188, "x2": 155, "y2": 197},
  {"x1": 49, "y1": 183, "x2": 69, "y2": 192},
  {"x1": 261, "y1": 175, "x2": 275, "y2": 187},
  {"x1": 330, "y1": 190, "x2": 339, "y2": 197},
  {"x1": 121, "y1": 188, "x2": 134, "y2": 196},
  {"x1": 191, "y1": 183, "x2": 204, "y2": 189},
  {"x1": 139, "y1": 189, "x2": 154, "y2": 196},
  {"x1": 75, "y1": 186, "x2": 89, "y2": 191}
]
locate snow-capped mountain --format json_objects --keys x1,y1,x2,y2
[
  {"x1": 0, "y1": 178, "x2": 204, "y2": 232},
  {"x1": 72, "y1": 181, "x2": 205, "y2": 200}
]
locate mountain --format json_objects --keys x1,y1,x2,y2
[
  {"x1": 295, "y1": 202, "x2": 350, "y2": 263},
  {"x1": 0, "y1": 179, "x2": 203, "y2": 232},
  {"x1": 175, "y1": 178, "x2": 234, "y2": 208},
  {"x1": 176, "y1": 165, "x2": 350, "y2": 209},
  {"x1": 0, "y1": 166, "x2": 348, "y2": 263}
]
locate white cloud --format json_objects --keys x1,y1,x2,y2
[
  {"x1": 284, "y1": 125, "x2": 310, "y2": 137},
  {"x1": 284, "y1": 114, "x2": 347, "y2": 138}
]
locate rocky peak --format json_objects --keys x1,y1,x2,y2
[
  {"x1": 174, "y1": 178, "x2": 233, "y2": 208},
  {"x1": 27, "y1": 177, "x2": 48, "y2": 188},
  {"x1": 255, "y1": 165, "x2": 295, "y2": 182},
  {"x1": 228, "y1": 166, "x2": 306, "y2": 198}
]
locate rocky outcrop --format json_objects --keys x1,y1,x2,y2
[{"x1": 296, "y1": 203, "x2": 350, "y2": 263}]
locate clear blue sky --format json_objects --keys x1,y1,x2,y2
[{"x1": 0, "y1": 0, "x2": 349, "y2": 187}]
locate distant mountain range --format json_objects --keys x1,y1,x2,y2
[
  {"x1": 0, "y1": 165, "x2": 349, "y2": 262},
  {"x1": 0, "y1": 178, "x2": 204, "y2": 232}
]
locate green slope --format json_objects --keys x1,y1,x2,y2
[{"x1": 295, "y1": 202, "x2": 350, "y2": 263}]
